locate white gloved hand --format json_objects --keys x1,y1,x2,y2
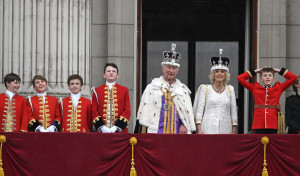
[
  {"x1": 40, "y1": 127, "x2": 47, "y2": 132},
  {"x1": 110, "y1": 126, "x2": 118, "y2": 133},
  {"x1": 101, "y1": 126, "x2": 112, "y2": 133},
  {"x1": 46, "y1": 125, "x2": 57, "y2": 132},
  {"x1": 35, "y1": 125, "x2": 47, "y2": 132}
]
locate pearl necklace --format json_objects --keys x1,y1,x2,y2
[{"x1": 213, "y1": 84, "x2": 225, "y2": 93}]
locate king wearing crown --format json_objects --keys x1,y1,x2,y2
[{"x1": 135, "y1": 43, "x2": 196, "y2": 134}]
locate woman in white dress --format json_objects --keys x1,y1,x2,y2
[{"x1": 193, "y1": 49, "x2": 238, "y2": 134}]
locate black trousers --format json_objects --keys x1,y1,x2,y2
[{"x1": 253, "y1": 129, "x2": 278, "y2": 134}]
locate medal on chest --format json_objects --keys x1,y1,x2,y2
[
  {"x1": 162, "y1": 90, "x2": 172, "y2": 111},
  {"x1": 163, "y1": 102, "x2": 169, "y2": 111}
]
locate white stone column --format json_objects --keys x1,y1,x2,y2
[
  {"x1": 91, "y1": 0, "x2": 135, "y2": 132},
  {"x1": 259, "y1": 0, "x2": 287, "y2": 110},
  {"x1": 287, "y1": 0, "x2": 300, "y2": 96},
  {"x1": 107, "y1": 0, "x2": 135, "y2": 132},
  {"x1": 0, "y1": 0, "x2": 91, "y2": 98}
]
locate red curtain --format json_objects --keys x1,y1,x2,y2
[{"x1": 1, "y1": 133, "x2": 300, "y2": 176}]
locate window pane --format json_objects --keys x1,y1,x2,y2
[
  {"x1": 195, "y1": 42, "x2": 239, "y2": 98},
  {"x1": 147, "y1": 41, "x2": 188, "y2": 85}
]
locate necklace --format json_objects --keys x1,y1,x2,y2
[{"x1": 213, "y1": 84, "x2": 225, "y2": 93}]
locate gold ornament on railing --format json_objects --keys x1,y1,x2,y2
[
  {"x1": 129, "y1": 137, "x2": 137, "y2": 176},
  {"x1": 261, "y1": 136, "x2": 269, "y2": 176},
  {"x1": 0, "y1": 135, "x2": 6, "y2": 176}
]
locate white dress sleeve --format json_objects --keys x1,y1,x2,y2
[
  {"x1": 193, "y1": 86, "x2": 201, "y2": 119},
  {"x1": 194, "y1": 85, "x2": 207, "y2": 124},
  {"x1": 229, "y1": 85, "x2": 238, "y2": 126}
]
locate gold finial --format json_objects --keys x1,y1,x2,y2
[
  {"x1": 130, "y1": 137, "x2": 137, "y2": 146},
  {"x1": 261, "y1": 136, "x2": 269, "y2": 176},
  {"x1": 0, "y1": 136, "x2": 6, "y2": 144},
  {"x1": 129, "y1": 137, "x2": 138, "y2": 176},
  {"x1": 261, "y1": 136, "x2": 269, "y2": 145},
  {"x1": 0, "y1": 135, "x2": 6, "y2": 176}
]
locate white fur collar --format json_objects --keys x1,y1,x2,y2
[{"x1": 150, "y1": 76, "x2": 191, "y2": 96}]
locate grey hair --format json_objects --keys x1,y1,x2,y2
[{"x1": 209, "y1": 70, "x2": 230, "y2": 85}]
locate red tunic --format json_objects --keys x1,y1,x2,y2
[
  {"x1": 238, "y1": 69, "x2": 297, "y2": 129},
  {"x1": 0, "y1": 93, "x2": 28, "y2": 132},
  {"x1": 59, "y1": 96, "x2": 92, "y2": 132},
  {"x1": 27, "y1": 95, "x2": 61, "y2": 129},
  {"x1": 92, "y1": 83, "x2": 131, "y2": 132}
]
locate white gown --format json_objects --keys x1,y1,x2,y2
[{"x1": 193, "y1": 84, "x2": 238, "y2": 134}]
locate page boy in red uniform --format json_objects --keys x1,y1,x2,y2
[
  {"x1": 92, "y1": 63, "x2": 131, "y2": 133},
  {"x1": 238, "y1": 67, "x2": 297, "y2": 134},
  {"x1": 27, "y1": 75, "x2": 61, "y2": 132},
  {"x1": 0, "y1": 73, "x2": 28, "y2": 132},
  {"x1": 59, "y1": 74, "x2": 92, "y2": 132}
]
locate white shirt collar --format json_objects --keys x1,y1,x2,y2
[
  {"x1": 36, "y1": 92, "x2": 47, "y2": 103},
  {"x1": 36, "y1": 92, "x2": 47, "y2": 97},
  {"x1": 6, "y1": 90, "x2": 15, "y2": 101},
  {"x1": 106, "y1": 81, "x2": 116, "y2": 90},
  {"x1": 71, "y1": 92, "x2": 81, "y2": 100},
  {"x1": 71, "y1": 92, "x2": 81, "y2": 109}
]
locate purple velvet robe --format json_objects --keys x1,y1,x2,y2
[{"x1": 158, "y1": 91, "x2": 181, "y2": 134}]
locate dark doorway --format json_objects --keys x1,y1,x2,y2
[{"x1": 142, "y1": 0, "x2": 251, "y2": 133}]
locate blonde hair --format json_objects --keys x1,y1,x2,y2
[{"x1": 209, "y1": 70, "x2": 230, "y2": 85}]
